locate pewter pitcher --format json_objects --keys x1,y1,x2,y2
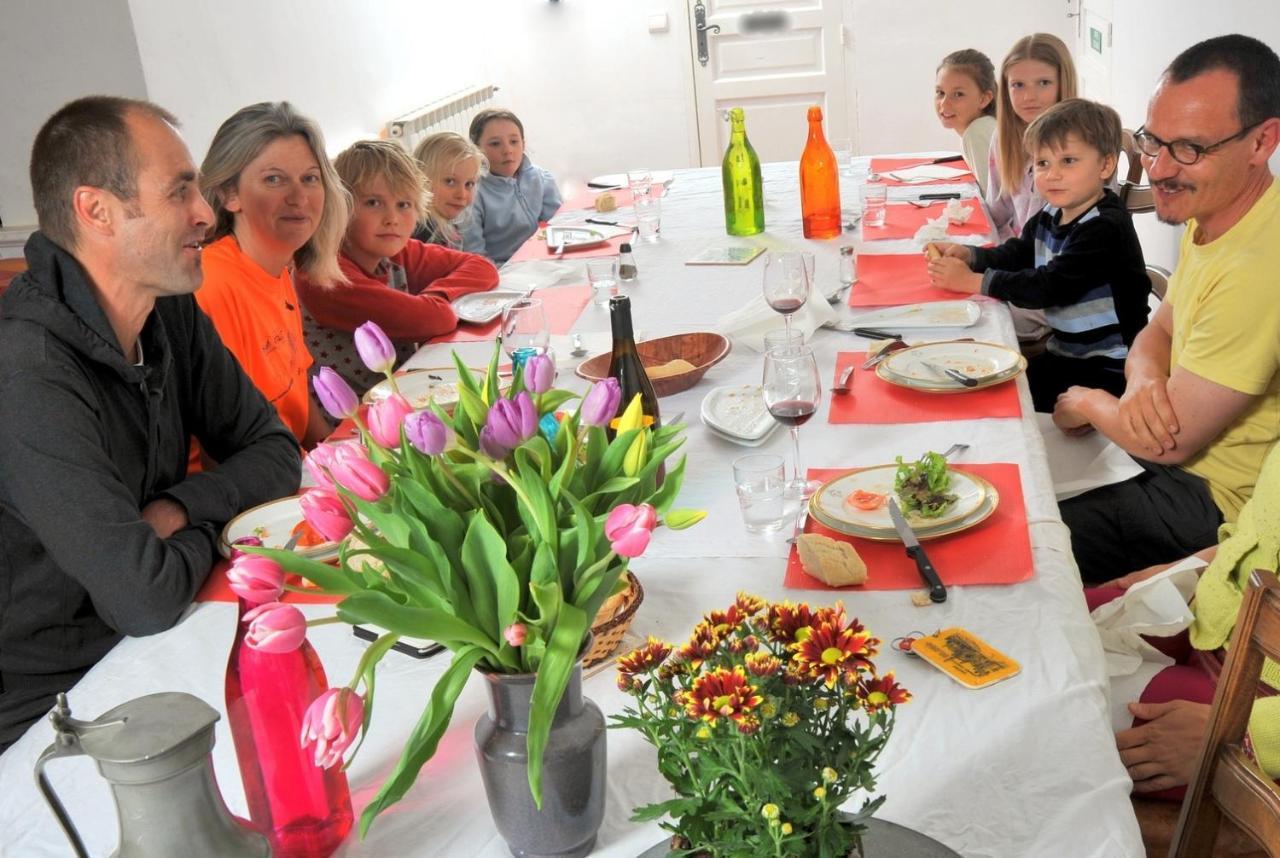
[{"x1": 34, "y1": 691, "x2": 269, "y2": 858}]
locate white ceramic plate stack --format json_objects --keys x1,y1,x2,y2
[
  {"x1": 452, "y1": 290, "x2": 528, "y2": 326},
  {"x1": 545, "y1": 225, "x2": 609, "y2": 252},
  {"x1": 700, "y1": 384, "x2": 779, "y2": 447},
  {"x1": 219, "y1": 496, "x2": 340, "y2": 561},
  {"x1": 808, "y1": 465, "x2": 1000, "y2": 542},
  {"x1": 875, "y1": 340, "x2": 1025, "y2": 393}
]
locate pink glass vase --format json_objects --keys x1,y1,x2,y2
[{"x1": 225, "y1": 598, "x2": 353, "y2": 857}]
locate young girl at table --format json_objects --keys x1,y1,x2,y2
[
  {"x1": 411, "y1": 131, "x2": 485, "y2": 250},
  {"x1": 934, "y1": 49, "x2": 997, "y2": 192},
  {"x1": 926, "y1": 99, "x2": 1148, "y2": 413},
  {"x1": 460, "y1": 108, "x2": 562, "y2": 266},
  {"x1": 296, "y1": 140, "x2": 499, "y2": 395}
]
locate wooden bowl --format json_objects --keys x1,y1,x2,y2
[{"x1": 574, "y1": 332, "x2": 731, "y2": 397}]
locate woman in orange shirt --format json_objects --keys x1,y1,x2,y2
[{"x1": 196, "y1": 101, "x2": 350, "y2": 450}]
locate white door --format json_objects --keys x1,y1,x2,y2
[{"x1": 686, "y1": 0, "x2": 851, "y2": 166}]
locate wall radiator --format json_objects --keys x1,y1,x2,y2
[{"x1": 385, "y1": 84, "x2": 500, "y2": 153}]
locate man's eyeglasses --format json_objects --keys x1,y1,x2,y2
[{"x1": 1132, "y1": 122, "x2": 1263, "y2": 166}]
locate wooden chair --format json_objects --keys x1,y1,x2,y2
[
  {"x1": 1168, "y1": 572, "x2": 1280, "y2": 857},
  {"x1": 1120, "y1": 129, "x2": 1155, "y2": 215},
  {"x1": 1147, "y1": 264, "x2": 1172, "y2": 302}
]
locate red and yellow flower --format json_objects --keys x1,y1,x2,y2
[
  {"x1": 790, "y1": 618, "x2": 879, "y2": 689},
  {"x1": 677, "y1": 621, "x2": 725, "y2": 668},
  {"x1": 744, "y1": 651, "x2": 782, "y2": 677},
  {"x1": 616, "y1": 637, "x2": 673, "y2": 691},
  {"x1": 734, "y1": 592, "x2": 766, "y2": 616},
  {"x1": 766, "y1": 602, "x2": 815, "y2": 644},
  {"x1": 858, "y1": 671, "x2": 911, "y2": 713},
  {"x1": 682, "y1": 666, "x2": 763, "y2": 726}
]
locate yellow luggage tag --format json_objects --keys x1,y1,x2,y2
[{"x1": 910, "y1": 627, "x2": 1020, "y2": 689}]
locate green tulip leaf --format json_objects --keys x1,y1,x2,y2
[
  {"x1": 336, "y1": 591, "x2": 495, "y2": 651},
  {"x1": 525, "y1": 602, "x2": 589, "y2": 807},
  {"x1": 460, "y1": 512, "x2": 520, "y2": 638},
  {"x1": 248, "y1": 546, "x2": 361, "y2": 595}
]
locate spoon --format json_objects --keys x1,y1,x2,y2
[{"x1": 832, "y1": 364, "x2": 855, "y2": 395}]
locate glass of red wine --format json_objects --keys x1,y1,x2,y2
[
  {"x1": 762, "y1": 344, "x2": 823, "y2": 499},
  {"x1": 762, "y1": 251, "x2": 812, "y2": 340}
]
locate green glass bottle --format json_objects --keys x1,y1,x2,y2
[{"x1": 722, "y1": 107, "x2": 765, "y2": 236}]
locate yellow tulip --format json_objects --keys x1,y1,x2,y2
[
  {"x1": 623, "y1": 426, "x2": 648, "y2": 476},
  {"x1": 616, "y1": 394, "x2": 645, "y2": 433}
]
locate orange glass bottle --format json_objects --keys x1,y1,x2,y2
[{"x1": 799, "y1": 105, "x2": 842, "y2": 239}]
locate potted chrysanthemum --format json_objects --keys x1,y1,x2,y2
[
  {"x1": 613, "y1": 595, "x2": 909, "y2": 858},
  {"x1": 234, "y1": 322, "x2": 703, "y2": 856}
]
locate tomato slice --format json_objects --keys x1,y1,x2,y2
[
  {"x1": 846, "y1": 490, "x2": 886, "y2": 511},
  {"x1": 290, "y1": 519, "x2": 327, "y2": 548}
]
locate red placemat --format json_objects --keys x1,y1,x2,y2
[
  {"x1": 862, "y1": 200, "x2": 991, "y2": 242},
  {"x1": 429, "y1": 284, "x2": 591, "y2": 344},
  {"x1": 868, "y1": 157, "x2": 976, "y2": 187},
  {"x1": 196, "y1": 559, "x2": 343, "y2": 605},
  {"x1": 848, "y1": 253, "x2": 978, "y2": 307},
  {"x1": 784, "y1": 463, "x2": 1033, "y2": 591},
  {"x1": 827, "y1": 351, "x2": 1021, "y2": 423}
]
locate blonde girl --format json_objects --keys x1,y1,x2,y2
[
  {"x1": 988, "y1": 34, "x2": 1078, "y2": 240},
  {"x1": 935, "y1": 49, "x2": 998, "y2": 191},
  {"x1": 412, "y1": 131, "x2": 486, "y2": 249}
]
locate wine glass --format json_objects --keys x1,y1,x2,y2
[
  {"x1": 762, "y1": 251, "x2": 813, "y2": 339},
  {"x1": 501, "y1": 297, "x2": 549, "y2": 367},
  {"x1": 762, "y1": 344, "x2": 823, "y2": 499}
]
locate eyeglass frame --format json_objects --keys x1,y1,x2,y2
[{"x1": 1132, "y1": 121, "x2": 1264, "y2": 166}]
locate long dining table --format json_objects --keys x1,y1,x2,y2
[{"x1": 0, "y1": 159, "x2": 1145, "y2": 857}]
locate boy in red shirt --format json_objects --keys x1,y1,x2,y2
[{"x1": 297, "y1": 140, "x2": 499, "y2": 394}]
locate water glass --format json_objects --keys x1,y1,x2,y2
[
  {"x1": 733, "y1": 454, "x2": 786, "y2": 533},
  {"x1": 763, "y1": 328, "x2": 805, "y2": 353},
  {"x1": 831, "y1": 138, "x2": 855, "y2": 176},
  {"x1": 627, "y1": 169, "x2": 653, "y2": 198},
  {"x1": 587, "y1": 257, "x2": 621, "y2": 306},
  {"x1": 635, "y1": 196, "x2": 662, "y2": 243},
  {"x1": 862, "y1": 183, "x2": 888, "y2": 228}
]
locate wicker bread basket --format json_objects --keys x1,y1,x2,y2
[{"x1": 585, "y1": 571, "x2": 644, "y2": 666}]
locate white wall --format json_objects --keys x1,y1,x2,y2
[{"x1": 0, "y1": 0, "x2": 148, "y2": 230}]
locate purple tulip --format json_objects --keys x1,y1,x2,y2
[
  {"x1": 313, "y1": 367, "x2": 359, "y2": 420},
  {"x1": 580, "y1": 378, "x2": 622, "y2": 427},
  {"x1": 481, "y1": 392, "x2": 537, "y2": 459},
  {"x1": 405, "y1": 409, "x2": 448, "y2": 455},
  {"x1": 524, "y1": 353, "x2": 555, "y2": 394},
  {"x1": 354, "y1": 322, "x2": 396, "y2": 375}
]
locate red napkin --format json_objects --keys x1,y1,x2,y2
[
  {"x1": 862, "y1": 200, "x2": 991, "y2": 242},
  {"x1": 196, "y1": 559, "x2": 343, "y2": 605},
  {"x1": 827, "y1": 351, "x2": 1021, "y2": 424},
  {"x1": 430, "y1": 284, "x2": 591, "y2": 344},
  {"x1": 784, "y1": 463, "x2": 1033, "y2": 591},
  {"x1": 869, "y1": 157, "x2": 976, "y2": 187},
  {"x1": 848, "y1": 253, "x2": 980, "y2": 307}
]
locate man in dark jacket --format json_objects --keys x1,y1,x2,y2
[{"x1": 0, "y1": 97, "x2": 301, "y2": 750}]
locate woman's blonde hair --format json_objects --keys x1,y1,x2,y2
[
  {"x1": 412, "y1": 131, "x2": 486, "y2": 234},
  {"x1": 200, "y1": 101, "x2": 350, "y2": 286},
  {"x1": 995, "y1": 34, "x2": 1078, "y2": 192},
  {"x1": 334, "y1": 139, "x2": 432, "y2": 223}
]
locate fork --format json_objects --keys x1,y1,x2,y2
[{"x1": 787, "y1": 505, "x2": 809, "y2": 544}]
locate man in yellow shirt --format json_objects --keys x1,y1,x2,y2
[{"x1": 1054, "y1": 34, "x2": 1280, "y2": 583}]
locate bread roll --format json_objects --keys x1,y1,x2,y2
[
  {"x1": 925, "y1": 244, "x2": 942, "y2": 261},
  {"x1": 795, "y1": 534, "x2": 868, "y2": 587}
]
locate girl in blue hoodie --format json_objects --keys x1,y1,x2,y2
[{"x1": 461, "y1": 108, "x2": 562, "y2": 265}]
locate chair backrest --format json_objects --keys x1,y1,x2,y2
[
  {"x1": 1147, "y1": 264, "x2": 1171, "y2": 301},
  {"x1": 1169, "y1": 572, "x2": 1280, "y2": 857},
  {"x1": 1119, "y1": 129, "x2": 1155, "y2": 215}
]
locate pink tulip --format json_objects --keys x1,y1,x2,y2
[
  {"x1": 300, "y1": 687, "x2": 365, "y2": 769},
  {"x1": 328, "y1": 455, "x2": 389, "y2": 503},
  {"x1": 227, "y1": 554, "x2": 284, "y2": 604},
  {"x1": 299, "y1": 487, "x2": 355, "y2": 542},
  {"x1": 604, "y1": 503, "x2": 658, "y2": 558},
  {"x1": 367, "y1": 394, "x2": 414, "y2": 448},
  {"x1": 309, "y1": 443, "x2": 366, "y2": 491},
  {"x1": 243, "y1": 601, "x2": 307, "y2": 653},
  {"x1": 503, "y1": 623, "x2": 527, "y2": 647}
]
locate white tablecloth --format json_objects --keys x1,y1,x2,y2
[{"x1": 0, "y1": 160, "x2": 1143, "y2": 858}]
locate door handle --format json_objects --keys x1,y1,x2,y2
[{"x1": 694, "y1": 1, "x2": 721, "y2": 67}]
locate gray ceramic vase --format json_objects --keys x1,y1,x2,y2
[{"x1": 474, "y1": 656, "x2": 606, "y2": 858}]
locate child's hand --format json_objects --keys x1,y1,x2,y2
[
  {"x1": 925, "y1": 241, "x2": 970, "y2": 261},
  {"x1": 927, "y1": 258, "x2": 982, "y2": 293}
]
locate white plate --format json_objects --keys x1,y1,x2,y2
[
  {"x1": 811, "y1": 476, "x2": 1000, "y2": 542},
  {"x1": 589, "y1": 171, "x2": 674, "y2": 189},
  {"x1": 545, "y1": 226, "x2": 609, "y2": 251},
  {"x1": 452, "y1": 290, "x2": 526, "y2": 325},
  {"x1": 703, "y1": 422, "x2": 779, "y2": 448},
  {"x1": 847, "y1": 301, "x2": 981, "y2": 329},
  {"x1": 879, "y1": 341, "x2": 1022, "y2": 388},
  {"x1": 700, "y1": 384, "x2": 774, "y2": 441},
  {"x1": 363, "y1": 366, "x2": 472, "y2": 411},
  {"x1": 219, "y1": 496, "x2": 339, "y2": 561},
  {"x1": 810, "y1": 464, "x2": 986, "y2": 534}
]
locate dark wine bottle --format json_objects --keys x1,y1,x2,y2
[{"x1": 607, "y1": 295, "x2": 660, "y2": 429}]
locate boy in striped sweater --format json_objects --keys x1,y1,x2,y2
[{"x1": 927, "y1": 98, "x2": 1150, "y2": 412}]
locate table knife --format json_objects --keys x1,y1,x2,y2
[
  {"x1": 919, "y1": 192, "x2": 962, "y2": 200},
  {"x1": 887, "y1": 498, "x2": 947, "y2": 602},
  {"x1": 922, "y1": 359, "x2": 978, "y2": 387}
]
